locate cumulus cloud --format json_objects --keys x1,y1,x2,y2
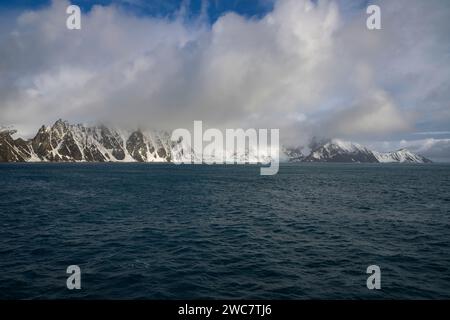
[{"x1": 0, "y1": 0, "x2": 449, "y2": 154}]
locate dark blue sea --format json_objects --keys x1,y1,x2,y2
[{"x1": 0, "y1": 163, "x2": 449, "y2": 299}]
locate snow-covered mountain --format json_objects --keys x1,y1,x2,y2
[
  {"x1": 282, "y1": 146, "x2": 305, "y2": 162},
  {"x1": 1, "y1": 120, "x2": 175, "y2": 163},
  {"x1": 304, "y1": 139, "x2": 378, "y2": 163},
  {"x1": 0, "y1": 120, "x2": 273, "y2": 163},
  {"x1": 0, "y1": 128, "x2": 33, "y2": 162},
  {"x1": 301, "y1": 139, "x2": 431, "y2": 163},
  {"x1": 0, "y1": 121, "x2": 432, "y2": 163},
  {"x1": 373, "y1": 148, "x2": 432, "y2": 163}
]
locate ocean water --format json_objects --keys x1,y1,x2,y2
[{"x1": 0, "y1": 163, "x2": 449, "y2": 299}]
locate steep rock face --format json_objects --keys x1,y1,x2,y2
[
  {"x1": 0, "y1": 130, "x2": 32, "y2": 162},
  {"x1": 58, "y1": 131, "x2": 84, "y2": 161},
  {"x1": 26, "y1": 119, "x2": 168, "y2": 162},
  {"x1": 31, "y1": 120, "x2": 85, "y2": 161},
  {"x1": 126, "y1": 131, "x2": 148, "y2": 162},
  {"x1": 125, "y1": 130, "x2": 173, "y2": 162},
  {"x1": 31, "y1": 125, "x2": 56, "y2": 160},
  {"x1": 96, "y1": 126, "x2": 126, "y2": 160},
  {"x1": 0, "y1": 121, "x2": 433, "y2": 163}
]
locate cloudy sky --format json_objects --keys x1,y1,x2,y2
[{"x1": 1, "y1": 0, "x2": 449, "y2": 160}]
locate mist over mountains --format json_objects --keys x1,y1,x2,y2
[
  {"x1": 0, "y1": 120, "x2": 431, "y2": 164},
  {"x1": 1, "y1": 0, "x2": 449, "y2": 156}
]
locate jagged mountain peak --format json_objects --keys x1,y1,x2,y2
[
  {"x1": 299, "y1": 138, "x2": 432, "y2": 163},
  {"x1": 0, "y1": 121, "x2": 433, "y2": 164},
  {"x1": 374, "y1": 148, "x2": 432, "y2": 163},
  {"x1": 304, "y1": 138, "x2": 379, "y2": 163},
  {"x1": 328, "y1": 138, "x2": 366, "y2": 151},
  {"x1": 53, "y1": 118, "x2": 68, "y2": 126},
  {"x1": 9, "y1": 120, "x2": 173, "y2": 163}
]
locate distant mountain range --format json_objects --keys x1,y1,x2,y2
[
  {"x1": 299, "y1": 139, "x2": 432, "y2": 164},
  {"x1": 0, "y1": 120, "x2": 432, "y2": 163}
]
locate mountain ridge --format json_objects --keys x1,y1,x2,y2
[
  {"x1": 0, "y1": 120, "x2": 432, "y2": 163},
  {"x1": 302, "y1": 138, "x2": 432, "y2": 164}
]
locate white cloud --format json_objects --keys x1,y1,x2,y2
[
  {"x1": 0, "y1": 0, "x2": 449, "y2": 152},
  {"x1": 323, "y1": 90, "x2": 412, "y2": 138}
]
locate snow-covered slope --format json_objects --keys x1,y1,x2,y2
[
  {"x1": 282, "y1": 146, "x2": 304, "y2": 162},
  {"x1": 373, "y1": 148, "x2": 432, "y2": 163},
  {"x1": 1, "y1": 120, "x2": 275, "y2": 163},
  {"x1": 27, "y1": 119, "x2": 176, "y2": 162},
  {"x1": 0, "y1": 127, "x2": 37, "y2": 162},
  {"x1": 0, "y1": 121, "x2": 433, "y2": 164},
  {"x1": 298, "y1": 139, "x2": 431, "y2": 163},
  {"x1": 303, "y1": 139, "x2": 379, "y2": 163}
]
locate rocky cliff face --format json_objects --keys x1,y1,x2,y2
[
  {"x1": 0, "y1": 121, "x2": 432, "y2": 163},
  {"x1": 0, "y1": 129, "x2": 33, "y2": 162},
  {"x1": 1, "y1": 120, "x2": 174, "y2": 163}
]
